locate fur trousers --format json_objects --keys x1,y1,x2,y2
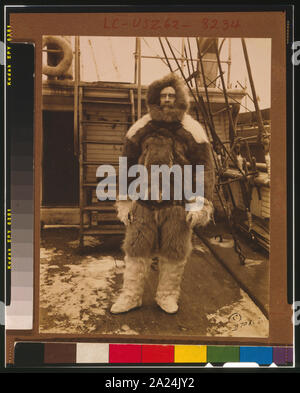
[
  {"x1": 122, "y1": 202, "x2": 193, "y2": 261},
  {"x1": 112, "y1": 202, "x2": 192, "y2": 312}
]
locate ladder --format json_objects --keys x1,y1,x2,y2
[{"x1": 77, "y1": 85, "x2": 140, "y2": 247}]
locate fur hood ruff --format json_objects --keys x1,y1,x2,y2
[{"x1": 146, "y1": 73, "x2": 190, "y2": 122}]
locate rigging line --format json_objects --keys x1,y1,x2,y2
[
  {"x1": 172, "y1": 42, "x2": 247, "y2": 263},
  {"x1": 213, "y1": 39, "x2": 237, "y2": 146},
  {"x1": 193, "y1": 78, "x2": 217, "y2": 140},
  {"x1": 194, "y1": 37, "x2": 226, "y2": 63},
  {"x1": 196, "y1": 95, "x2": 244, "y2": 178},
  {"x1": 186, "y1": 38, "x2": 198, "y2": 84},
  {"x1": 161, "y1": 43, "x2": 245, "y2": 258},
  {"x1": 108, "y1": 37, "x2": 121, "y2": 80},
  {"x1": 195, "y1": 38, "x2": 228, "y2": 169},
  {"x1": 181, "y1": 38, "x2": 185, "y2": 68},
  {"x1": 218, "y1": 38, "x2": 226, "y2": 54},
  {"x1": 241, "y1": 38, "x2": 267, "y2": 141},
  {"x1": 197, "y1": 38, "x2": 215, "y2": 59},
  {"x1": 165, "y1": 37, "x2": 214, "y2": 140},
  {"x1": 167, "y1": 37, "x2": 184, "y2": 57},
  {"x1": 189, "y1": 71, "x2": 202, "y2": 123},
  {"x1": 183, "y1": 41, "x2": 193, "y2": 88},
  {"x1": 191, "y1": 73, "x2": 248, "y2": 177},
  {"x1": 203, "y1": 73, "x2": 253, "y2": 113},
  {"x1": 237, "y1": 80, "x2": 256, "y2": 106},
  {"x1": 187, "y1": 37, "x2": 196, "y2": 75},
  {"x1": 189, "y1": 78, "x2": 216, "y2": 137},
  {"x1": 214, "y1": 164, "x2": 249, "y2": 266},
  {"x1": 198, "y1": 112, "x2": 247, "y2": 264},
  {"x1": 142, "y1": 37, "x2": 169, "y2": 68},
  {"x1": 178, "y1": 40, "x2": 200, "y2": 121},
  {"x1": 241, "y1": 38, "x2": 270, "y2": 181},
  {"x1": 206, "y1": 150, "x2": 246, "y2": 266},
  {"x1": 196, "y1": 38, "x2": 216, "y2": 136},
  {"x1": 165, "y1": 38, "x2": 205, "y2": 122},
  {"x1": 188, "y1": 43, "x2": 208, "y2": 125},
  {"x1": 236, "y1": 80, "x2": 246, "y2": 90},
  {"x1": 164, "y1": 36, "x2": 244, "y2": 181},
  {"x1": 156, "y1": 37, "x2": 187, "y2": 76},
  {"x1": 183, "y1": 60, "x2": 201, "y2": 121},
  {"x1": 213, "y1": 178, "x2": 247, "y2": 266},
  {"x1": 185, "y1": 38, "x2": 195, "y2": 88},
  {"x1": 180, "y1": 49, "x2": 224, "y2": 204},
  {"x1": 206, "y1": 72, "x2": 225, "y2": 88},
  {"x1": 158, "y1": 37, "x2": 173, "y2": 72},
  {"x1": 187, "y1": 39, "x2": 221, "y2": 135},
  {"x1": 88, "y1": 39, "x2": 100, "y2": 81},
  {"x1": 193, "y1": 40, "x2": 248, "y2": 264},
  {"x1": 195, "y1": 41, "x2": 252, "y2": 113}
]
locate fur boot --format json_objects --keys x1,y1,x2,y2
[
  {"x1": 110, "y1": 256, "x2": 151, "y2": 314},
  {"x1": 155, "y1": 257, "x2": 187, "y2": 314}
]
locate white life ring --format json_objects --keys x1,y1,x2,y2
[{"x1": 42, "y1": 36, "x2": 73, "y2": 77}]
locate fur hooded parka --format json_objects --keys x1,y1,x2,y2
[{"x1": 122, "y1": 73, "x2": 215, "y2": 206}]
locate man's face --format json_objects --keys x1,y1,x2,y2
[{"x1": 160, "y1": 86, "x2": 176, "y2": 108}]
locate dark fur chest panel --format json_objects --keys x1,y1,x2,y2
[
  {"x1": 123, "y1": 120, "x2": 212, "y2": 169},
  {"x1": 135, "y1": 124, "x2": 192, "y2": 168}
]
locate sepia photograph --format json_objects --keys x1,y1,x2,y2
[{"x1": 39, "y1": 35, "x2": 271, "y2": 338}]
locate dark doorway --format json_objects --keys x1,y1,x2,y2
[{"x1": 42, "y1": 111, "x2": 79, "y2": 206}]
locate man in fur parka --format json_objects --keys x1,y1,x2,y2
[{"x1": 111, "y1": 73, "x2": 215, "y2": 314}]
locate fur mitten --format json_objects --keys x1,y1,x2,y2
[
  {"x1": 186, "y1": 197, "x2": 214, "y2": 228},
  {"x1": 115, "y1": 200, "x2": 134, "y2": 226}
]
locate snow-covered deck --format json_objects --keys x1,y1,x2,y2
[{"x1": 39, "y1": 227, "x2": 269, "y2": 339}]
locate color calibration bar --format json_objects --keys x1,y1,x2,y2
[{"x1": 11, "y1": 343, "x2": 293, "y2": 367}]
